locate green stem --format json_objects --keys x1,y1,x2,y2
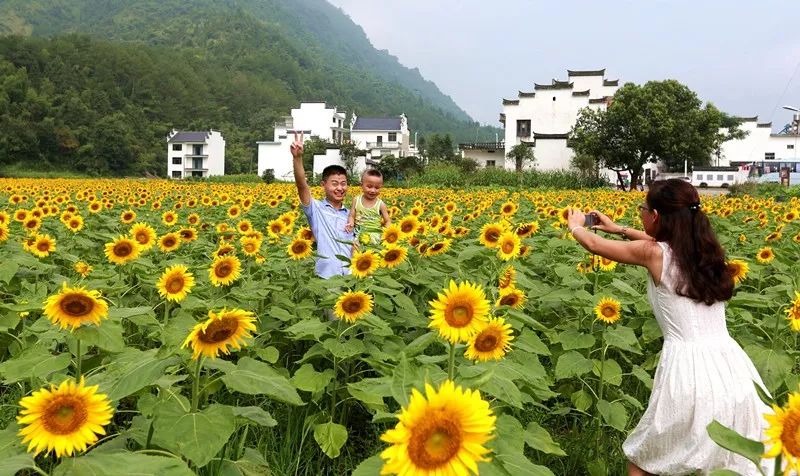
[
  {"x1": 191, "y1": 357, "x2": 203, "y2": 413},
  {"x1": 773, "y1": 454, "x2": 781, "y2": 476},
  {"x1": 448, "y1": 341, "x2": 456, "y2": 380},
  {"x1": 75, "y1": 338, "x2": 82, "y2": 378},
  {"x1": 163, "y1": 300, "x2": 171, "y2": 327}
]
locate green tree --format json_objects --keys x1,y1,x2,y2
[
  {"x1": 338, "y1": 140, "x2": 363, "y2": 178},
  {"x1": 569, "y1": 80, "x2": 740, "y2": 191},
  {"x1": 424, "y1": 134, "x2": 455, "y2": 161},
  {"x1": 505, "y1": 143, "x2": 535, "y2": 172}
]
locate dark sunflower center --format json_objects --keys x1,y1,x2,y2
[
  {"x1": 499, "y1": 294, "x2": 518, "y2": 307},
  {"x1": 198, "y1": 318, "x2": 237, "y2": 344},
  {"x1": 430, "y1": 243, "x2": 444, "y2": 252},
  {"x1": 271, "y1": 224, "x2": 282, "y2": 233},
  {"x1": 42, "y1": 396, "x2": 88, "y2": 435},
  {"x1": 601, "y1": 306, "x2": 616, "y2": 318},
  {"x1": 215, "y1": 262, "x2": 233, "y2": 278},
  {"x1": 501, "y1": 241, "x2": 515, "y2": 254},
  {"x1": 384, "y1": 250, "x2": 400, "y2": 262},
  {"x1": 474, "y1": 330, "x2": 500, "y2": 352},
  {"x1": 401, "y1": 222, "x2": 414, "y2": 233},
  {"x1": 37, "y1": 241, "x2": 50, "y2": 252},
  {"x1": 166, "y1": 276, "x2": 185, "y2": 293},
  {"x1": 292, "y1": 242, "x2": 307, "y2": 254},
  {"x1": 485, "y1": 230, "x2": 499, "y2": 243},
  {"x1": 780, "y1": 411, "x2": 800, "y2": 457},
  {"x1": 386, "y1": 232, "x2": 398, "y2": 243},
  {"x1": 342, "y1": 297, "x2": 364, "y2": 314},
  {"x1": 124, "y1": 213, "x2": 133, "y2": 220},
  {"x1": 60, "y1": 294, "x2": 93, "y2": 317},
  {"x1": 445, "y1": 304, "x2": 472, "y2": 327},
  {"x1": 408, "y1": 414, "x2": 463, "y2": 469},
  {"x1": 135, "y1": 232, "x2": 149, "y2": 244},
  {"x1": 163, "y1": 237, "x2": 176, "y2": 247},
  {"x1": 113, "y1": 242, "x2": 132, "y2": 257},
  {"x1": 356, "y1": 257, "x2": 373, "y2": 271}
]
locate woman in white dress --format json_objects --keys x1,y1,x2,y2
[{"x1": 567, "y1": 179, "x2": 770, "y2": 476}]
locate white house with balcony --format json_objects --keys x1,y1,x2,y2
[
  {"x1": 167, "y1": 130, "x2": 225, "y2": 179},
  {"x1": 497, "y1": 68, "x2": 619, "y2": 171},
  {"x1": 257, "y1": 102, "x2": 347, "y2": 180},
  {"x1": 715, "y1": 115, "x2": 800, "y2": 177},
  {"x1": 349, "y1": 113, "x2": 410, "y2": 160}
]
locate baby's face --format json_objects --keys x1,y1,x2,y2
[{"x1": 361, "y1": 175, "x2": 383, "y2": 200}]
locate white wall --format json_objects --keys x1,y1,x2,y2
[
  {"x1": 531, "y1": 139, "x2": 572, "y2": 170},
  {"x1": 463, "y1": 149, "x2": 504, "y2": 168},
  {"x1": 350, "y1": 130, "x2": 407, "y2": 159},
  {"x1": 166, "y1": 131, "x2": 225, "y2": 179},
  {"x1": 312, "y1": 149, "x2": 367, "y2": 178},
  {"x1": 718, "y1": 121, "x2": 799, "y2": 165},
  {"x1": 287, "y1": 103, "x2": 346, "y2": 143},
  {"x1": 257, "y1": 142, "x2": 294, "y2": 181}
]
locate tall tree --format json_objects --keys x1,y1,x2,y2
[
  {"x1": 569, "y1": 80, "x2": 740, "y2": 191},
  {"x1": 424, "y1": 134, "x2": 455, "y2": 162}
]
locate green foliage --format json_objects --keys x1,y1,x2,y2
[
  {"x1": 404, "y1": 164, "x2": 609, "y2": 189},
  {"x1": 423, "y1": 134, "x2": 456, "y2": 161},
  {"x1": 728, "y1": 182, "x2": 800, "y2": 198},
  {"x1": 0, "y1": 0, "x2": 501, "y2": 177},
  {"x1": 506, "y1": 143, "x2": 536, "y2": 172},
  {"x1": 570, "y1": 80, "x2": 740, "y2": 190}
]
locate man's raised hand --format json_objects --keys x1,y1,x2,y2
[{"x1": 290, "y1": 131, "x2": 304, "y2": 158}]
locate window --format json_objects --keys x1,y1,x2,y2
[
  {"x1": 706, "y1": 174, "x2": 713, "y2": 180},
  {"x1": 172, "y1": 171, "x2": 181, "y2": 178},
  {"x1": 193, "y1": 144, "x2": 203, "y2": 155},
  {"x1": 388, "y1": 132, "x2": 397, "y2": 142},
  {"x1": 486, "y1": 160, "x2": 496, "y2": 168},
  {"x1": 377, "y1": 135, "x2": 383, "y2": 145},
  {"x1": 727, "y1": 175, "x2": 734, "y2": 181},
  {"x1": 278, "y1": 135, "x2": 287, "y2": 139},
  {"x1": 788, "y1": 145, "x2": 795, "y2": 150},
  {"x1": 516, "y1": 120, "x2": 531, "y2": 137},
  {"x1": 172, "y1": 157, "x2": 181, "y2": 165},
  {"x1": 716, "y1": 174, "x2": 723, "y2": 181},
  {"x1": 192, "y1": 171, "x2": 203, "y2": 177},
  {"x1": 172, "y1": 144, "x2": 182, "y2": 151},
  {"x1": 695, "y1": 174, "x2": 703, "y2": 180},
  {"x1": 333, "y1": 117, "x2": 336, "y2": 123},
  {"x1": 765, "y1": 152, "x2": 775, "y2": 160}
]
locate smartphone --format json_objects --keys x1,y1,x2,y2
[{"x1": 584, "y1": 213, "x2": 598, "y2": 227}]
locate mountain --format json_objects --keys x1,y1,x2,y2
[{"x1": 0, "y1": 0, "x2": 502, "y2": 176}]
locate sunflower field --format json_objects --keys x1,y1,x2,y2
[{"x1": 0, "y1": 178, "x2": 798, "y2": 476}]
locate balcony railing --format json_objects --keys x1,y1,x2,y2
[
  {"x1": 184, "y1": 167, "x2": 209, "y2": 172},
  {"x1": 185, "y1": 154, "x2": 208, "y2": 158},
  {"x1": 366, "y1": 141, "x2": 400, "y2": 149},
  {"x1": 459, "y1": 142, "x2": 505, "y2": 150}
]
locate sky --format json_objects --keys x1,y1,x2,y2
[{"x1": 327, "y1": 0, "x2": 800, "y2": 131}]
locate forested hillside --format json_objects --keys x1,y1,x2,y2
[{"x1": 0, "y1": 0, "x2": 501, "y2": 176}]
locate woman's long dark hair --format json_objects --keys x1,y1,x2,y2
[{"x1": 647, "y1": 179, "x2": 733, "y2": 304}]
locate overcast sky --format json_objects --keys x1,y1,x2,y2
[{"x1": 327, "y1": 0, "x2": 800, "y2": 131}]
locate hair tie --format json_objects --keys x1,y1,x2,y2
[{"x1": 688, "y1": 202, "x2": 701, "y2": 213}]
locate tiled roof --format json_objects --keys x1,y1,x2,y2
[
  {"x1": 568, "y1": 69, "x2": 606, "y2": 77},
  {"x1": 534, "y1": 132, "x2": 569, "y2": 140},
  {"x1": 169, "y1": 131, "x2": 210, "y2": 142},
  {"x1": 503, "y1": 99, "x2": 520, "y2": 106},
  {"x1": 572, "y1": 90, "x2": 590, "y2": 97},
  {"x1": 603, "y1": 79, "x2": 619, "y2": 86},
  {"x1": 352, "y1": 117, "x2": 402, "y2": 131}
]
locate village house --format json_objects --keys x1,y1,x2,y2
[{"x1": 167, "y1": 130, "x2": 225, "y2": 179}]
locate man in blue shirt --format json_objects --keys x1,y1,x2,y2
[{"x1": 291, "y1": 132, "x2": 355, "y2": 278}]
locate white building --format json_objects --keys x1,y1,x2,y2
[
  {"x1": 349, "y1": 113, "x2": 411, "y2": 160},
  {"x1": 257, "y1": 102, "x2": 347, "y2": 180},
  {"x1": 167, "y1": 130, "x2": 225, "y2": 179},
  {"x1": 459, "y1": 142, "x2": 505, "y2": 168},
  {"x1": 497, "y1": 68, "x2": 619, "y2": 170},
  {"x1": 716, "y1": 116, "x2": 800, "y2": 176}
]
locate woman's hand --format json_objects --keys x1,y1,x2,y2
[
  {"x1": 588, "y1": 210, "x2": 619, "y2": 234},
  {"x1": 567, "y1": 208, "x2": 585, "y2": 231}
]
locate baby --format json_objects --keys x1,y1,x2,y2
[{"x1": 345, "y1": 169, "x2": 391, "y2": 247}]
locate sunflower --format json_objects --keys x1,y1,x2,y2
[
  {"x1": 350, "y1": 249, "x2": 379, "y2": 278},
  {"x1": 74, "y1": 261, "x2": 92, "y2": 278},
  {"x1": 227, "y1": 205, "x2": 241, "y2": 219},
  {"x1": 213, "y1": 243, "x2": 236, "y2": 259},
  {"x1": 499, "y1": 200, "x2": 517, "y2": 217},
  {"x1": 380, "y1": 380, "x2": 495, "y2": 476},
  {"x1": 726, "y1": 259, "x2": 749, "y2": 285},
  {"x1": 267, "y1": 219, "x2": 285, "y2": 238},
  {"x1": 398, "y1": 215, "x2": 419, "y2": 238},
  {"x1": 786, "y1": 292, "x2": 800, "y2": 332},
  {"x1": 156, "y1": 264, "x2": 195, "y2": 302},
  {"x1": 763, "y1": 388, "x2": 800, "y2": 474},
  {"x1": 479, "y1": 222, "x2": 505, "y2": 249},
  {"x1": 64, "y1": 215, "x2": 83, "y2": 233},
  {"x1": 333, "y1": 290, "x2": 374, "y2": 323},
  {"x1": 287, "y1": 238, "x2": 313, "y2": 260},
  {"x1": 182, "y1": 308, "x2": 257, "y2": 359},
  {"x1": 496, "y1": 287, "x2": 526, "y2": 309},
  {"x1": 240, "y1": 236, "x2": 262, "y2": 256},
  {"x1": 187, "y1": 213, "x2": 201, "y2": 226},
  {"x1": 382, "y1": 224, "x2": 402, "y2": 245},
  {"x1": 594, "y1": 297, "x2": 621, "y2": 324},
  {"x1": 0, "y1": 224, "x2": 10, "y2": 242},
  {"x1": 429, "y1": 280, "x2": 491, "y2": 343},
  {"x1": 43, "y1": 282, "x2": 109, "y2": 330},
  {"x1": 465, "y1": 317, "x2": 514, "y2": 362},
  {"x1": 30, "y1": 234, "x2": 56, "y2": 258},
  {"x1": 23, "y1": 217, "x2": 42, "y2": 233},
  {"x1": 496, "y1": 231, "x2": 520, "y2": 261},
  {"x1": 120, "y1": 209, "x2": 136, "y2": 224},
  {"x1": 498, "y1": 265, "x2": 516, "y2": 290},
  {"x1": 178, "y1": 227, "x2": 198, "y2": 243},
  {"x1": 130, "y1": 223, "x2": 156, "y2": 250},
  {"x1": 756, "y1": 246, "x2": 775, "y2": 264},
  {"x1": 595, "y1": 256, "x2": 618, "y2": 272},
  {"x1": 296, "y1": 226, "x2": 315, "y2": 242},
  {"x1": 104, "y1": 236, "x2": 141, "y2": 265},
  {"x1": 765, "y1": 231, "x2": 783, "y2": 243},
  {"x1": 158, "y1": 232, "x2": 181, "y2": 252},
  {"x1": 208, "y1": 255, "x2": 242, "y2": 287},
  {"x1": 16, "y1": 377, "x2": 114, "y2": 458},
  {"x1": 424, "y1": 239, "x2": 451, "y2": 257},
  {"x1": 515, "y1": 221, "x2": 539, "y2": 238},
  {"x1": 381, "y1": 244, "x2": 408, "y2": 268},
  {"x1": 161, "y1": 210, "x2": 178, "y2": 227},
  {"x1": 237, "y1": 219, "x2": 253, "y2": 234}
]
